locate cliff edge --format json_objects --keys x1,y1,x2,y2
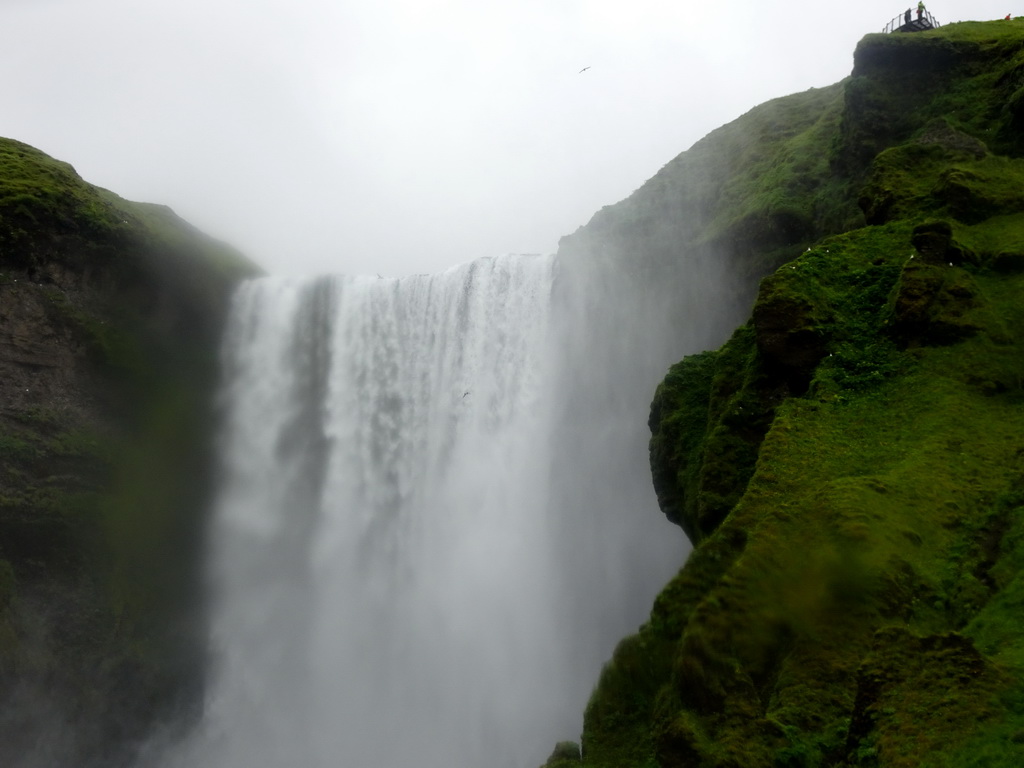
[
  {"x1": 0, "y1": 138, "x2": 257, "y2": 766},
  {"x1": 563, "y1": 19, "x2": 1024, "y2": 768}
]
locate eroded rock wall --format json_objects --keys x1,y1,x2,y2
[
  {"x1": 0, "y1": 138, "x2": 257, "y2": 767},
  {"x1": 567, "y1": 20, "x2": 1024, "y2": 768}
]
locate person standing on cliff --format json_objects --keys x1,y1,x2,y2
[
  {"x1": 917, "y1": 1, "x2": 925, "y2": 20},
  {"x1": 905, "y1": 8, "x2": 912, "y2": 24}
]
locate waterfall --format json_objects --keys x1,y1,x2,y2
[{"x1": 155, "y1": 242, "x2": 737, "y2": 768}]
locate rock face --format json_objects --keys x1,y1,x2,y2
[
  {"x1": 0, "y1": 139, "x2": 257, "y2": 766},
  {"x1": 564, "y1": 20, "x2": 1024, "y2": 768}
]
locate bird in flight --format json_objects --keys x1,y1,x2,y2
[{"x1": 578, "y1": 66, "x2": 591, "y2": 73}]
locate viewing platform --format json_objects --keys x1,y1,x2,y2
[{"x1": 884, "y1": 9, "x2": 941, "y2": 33}]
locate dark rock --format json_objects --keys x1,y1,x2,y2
[
  {"x1": 0, "y1": 138, "x2": 257, "y2": 767},
  {"x1": 1001, "y1": 79, "x2": 1024, "y2": 142},
  {"x1": 933, "y1": 168, "x2": 997, "y2": 224},
  {"x1": 992, "y1": 250, "x2": 1024, "y2": 274},
  {"x1": 649, "y1": 352, "x2": 717, "y2": 536},
  {"x1": 656, "y1": 714, "x2": 704, "y2": 767},
  {"x1": 915, "y1": 119, "x2": 988, "y2": 159},
  {"x1": 888, "y1": 262, "x2": 993, "y2": 345},
  {"x1": 752, "y1": 278, "x2": 831, "y2": 395},
  {"x1": 858, "y1": 186, "x2": 896, "y2": 226},
  {"x1": 910, "y1": 220, "x2": 976, "y2": 267}
]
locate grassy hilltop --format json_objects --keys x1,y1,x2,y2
[{"x1": 550, "y1": 19, "x2": 1024, "y2": 768}]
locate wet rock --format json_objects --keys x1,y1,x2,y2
[
  {"x1": 656, "y1": 714, "x2": 704, "y2": 767},
  {"x1": 649, "y1": 352, "x2": 716, "y2": 536},
  {"x1": 859, "y1": 186, "x2": 896, "y2": 226},
  {"x1": 992, "y1": 250, "x2": 1024, "y2": 274},
  {"x1": 915, "y1": 119, "x2": 988, "y2": 159},
  {"x1": 933, "y1": 168, "x2": 994, "y2": 223},
  {"x1": 752, "y1": 278, "x2": 831, "y2": 395},
  {"x1": 910, "y1": 221, "x2": 976, "y2": 267},
  {"x1": 888, "y1": 262, "x2": 993, "y2": 346}
]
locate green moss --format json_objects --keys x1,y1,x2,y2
[
  {"x1": 841, "y1": 21, "x2": 1024, "y2": 171},
  {"x1": 0, "y1": 135, "x2": 256, "y2": 761},
  {"x1": 582, "y1": 631, "x2": 676, "y2": 768},
  {"x1": 699, "y1": 84, "x2": 857, "y2": 268},
  {"x1": 0, "y1": 137, "x2": 257, "y2": 282},
  {"x1": 558, "y1": 79, "x2": 862, "y2": 300},
  {"x1": 569, "y1": 19, "x2": 1024, "y2": 768},
  {"x1": 639, "y1": 305, "x2": 1024, "y2": 763},
  {"x1": 0, "y1": 140, "x2": 130, "y2": 251},
  {"x1": 649, "y1": 350, "x2": 718, "y2": 535},
  {"x1": 541, "y1": 741, "x2": 582, "y2": 767},
  {"x1": 107, "y1": 194, "x2": 259, "y2": 283}
]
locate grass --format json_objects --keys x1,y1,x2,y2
[
  {"x1": 0, "y1": 135, "x2": 256, "y2": 761},
  {"x1": 629, "y1": 235, "x2": 1024, "y2": 766},
  {"x1": 0, "y1": 136, "x2": 258, "y2": 284},
  {"x1": 577, "y1": 18, "x2": 1024, "y2": 768}
]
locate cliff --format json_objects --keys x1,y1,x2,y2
[
  {"x1": 0, "y1": 138, "x2": 258, "y2": 766},
  {"x1": 552, "y1": 19, "x2": 1024, "y2": 768},
  {"x1": 6, "y1": 17, "x2": 1024, "y2": 768}
]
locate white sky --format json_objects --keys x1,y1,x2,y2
[{"x1": 0, "y1": 1, "x2": 1013, "y2": 276}]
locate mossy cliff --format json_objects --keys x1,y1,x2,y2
[
  {"x1": 556, "y1": 67, "x2": 856, "y2": 321},
  {"x1": 0, "y1": 138, "x2": 257, "y2": 766},
  {"x1": 558, "y1": 20, "x2": 1024, "y2": 768}
]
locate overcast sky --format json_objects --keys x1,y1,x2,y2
[{"x1": 0, "y1": 1, "x2": 1013, "y2": 276}]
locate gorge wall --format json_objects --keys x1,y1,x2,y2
[
  {"x1": 0, "y1": 139, "x2": 257, "y2": 767},
  {"x1": 560, "y1": 19, "x2": 1024, "y2": 768}
]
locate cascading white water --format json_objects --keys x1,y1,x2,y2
[{"x1": 155, "y1": 242, "x2": 738, "y2": 768}]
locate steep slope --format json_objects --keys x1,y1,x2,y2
[
  {"x1": 558, "y1": 19, "x2": 1024, "y2": 768},
  {"x1": 556, "y1": 77, "x2": 857, "y2": 313},
  {"x1": 0, "y1": 138, "x2": 257, "y2": 766}
]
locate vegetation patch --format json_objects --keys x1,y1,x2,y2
[
  {"x1": 563, "y1": 19, "x2": 1024, "y2": 768},
  {"x1": 0, "y1": 134, "x2": 258, "y2": 765}
]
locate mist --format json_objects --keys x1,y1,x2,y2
[
  {"x1": 0, "y1": 1, "x2": 1012, "y2": 278},
  {"x1": 127, "y1": 187, "x2": 747, "y2": 766}
]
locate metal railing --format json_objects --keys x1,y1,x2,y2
[{"x1": 883, "y1": 8, "x2": 941, "y2": 33}]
